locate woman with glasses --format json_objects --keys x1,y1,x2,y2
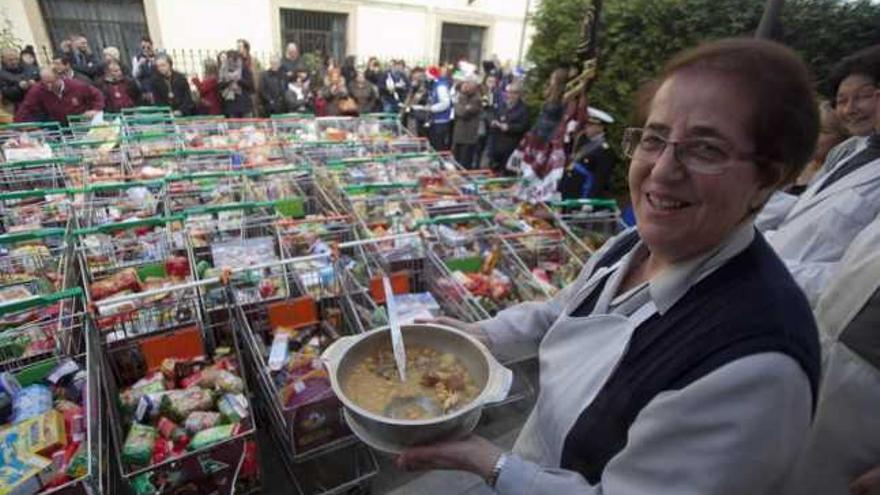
[
  {"x1": 757, "y1": 45, "x2": 880, "y2": 307},
  {"x1": 398, "y1": 38, "x2": 821, "y2": 495}
]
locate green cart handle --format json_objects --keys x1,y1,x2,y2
[
  {"x1": 166, "y1": 170, "x2": 239, "y2": 181},
  {"x1": 0, "y1": 187, "x2": 72, "y2": 200},
  {"x1": 0, "y1": 122, "x2": 62, "y2": 131},
  {"x1": 327, "y1": 152, "x2": 438, "y2": 167},
  {"x1": 547, "y1": 198, "x2": 618, "y2": 209},
  {"x1": 122, "y1": 106, "x2": 172, "y2": 114},
  {"x1": 342, "y1": 182, "x2": 419, "y2": 194},
  {"x1": 124, "y1": 131, "x2": 177, "y2": 142},
  {"x1": 84, "y1": 180, "x2": 164, "y2": 192},
  {"x1": 414, "y1": 212, "x2": 493, "y2": 227},
  {"x1": 1, "y1": 156, "x2": 80, "y2": 168},
  {"x1": 74, "y1": 215, "x2": 184, "y2": 235},
  {"x1": 0, "y1": 228, "x2": 66, "y2": 244},
  {"x1": 270, "y1": 113, "x2": 314, "y2": 119},
  {"x1": 0, "y1": 287, "x2": 83, "y2": 317},
  {"x1": 173, "y1": 115, "x2": 225, "y2": 123},
  {"x1": 183, "y1": 200, "x2": 280, "y2": 216}
]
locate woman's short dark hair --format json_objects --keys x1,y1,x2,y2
[
  {"x1": 155, "y1": 54, "x2": 173, "y2": 67},
  {"x1": 827, "y1": 45, "x2": 880, "y2": 100},
  {"x1": 636, "y1": 38, "x2": 819, "y2": 186}
]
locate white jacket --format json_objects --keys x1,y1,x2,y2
[
  {"x1": 782, "y1": 216, "x2": 880, "y2": 495},
  {"x1": 763, "y1": 136, "x2": 880, "y2": 306}
]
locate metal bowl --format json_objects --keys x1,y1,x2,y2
[{"x1": 322, "y1": 323, "x2": 513, "y2": 453}]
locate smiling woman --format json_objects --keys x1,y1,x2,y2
[{"x1": 397, "y1": 38, "x2": 822, "y2": 495}]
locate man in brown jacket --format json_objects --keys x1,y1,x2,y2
[{"x1": 452, "y1": 75, "x2": 482, "y2": 169}]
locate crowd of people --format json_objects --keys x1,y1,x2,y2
[
  {"x1": 0, "y1": 36, "x2": 546, "y2": 173},
  {"x1": 2, "y1": 23, "x2": 880, "y2": 495}
]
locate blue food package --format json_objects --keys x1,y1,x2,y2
[{"x1": 12, "y1": 385, "x2": 53, "y2": 423}]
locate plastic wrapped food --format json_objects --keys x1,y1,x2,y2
[
  {"x1": 122, "y1": 423, "x2": 157, "y2": 467},
  {"x1": 119, "y1": 373, "x2": 165, "y2": 412},
  {"x1": 158, "y1": 388, "x2": 214, "y2": 422},
  {"x1": 90, "y1": 268, "x2": 141, "y2": 301},
  {"x1": 12, "y1": 385, "x2": 53, "y2": 423},
  {"x1": 187, "y1": 423, "x2": 239, "y2": 451},
  {"x1": 217, "y1": 394, "x2": 248, "y2": 423},
  {"x1": 183, "y1": 411, "x2": 221, "y2": 434}
]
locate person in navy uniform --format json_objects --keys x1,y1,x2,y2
[{"x1": 558, "y1": 107, "x2": 616, "y2": 199}]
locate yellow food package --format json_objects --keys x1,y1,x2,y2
[
  {"x1": 7, "y1": 410, "x2": 68, "y2": 457},
  {"x1": 0, "y1": 446, "x2": 52, "y2": 495}
]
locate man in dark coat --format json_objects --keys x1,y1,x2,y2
[
  {"x1": 558, "y1": 107, "x2": 616, "y2": 199},
  {"x1": 280, "y1": 43, "x2": 304, "y2": 83},
  {"x1": 52, "y1": 54, "x2": 95, "y2": 86},
  {"x1": 0, "y1": 47, "x2": 38, "y2": 108},
  {"x1": 70, "y1": 35, "x2": 103, "y2": 81},
  {"x1": 259, "y1": 58, "x2": 288, "y2": 116},
  {"x1": 380, "y1": 60, "x2": 409, "y2": 113},
  {"x1": 150, "y1": 54, "x2": 195, "y2": 116},
  {"x1": 488, "y1": 82, "x2": 529, "y2": 174},
  {"x1": 15, "y1": 68, "x2": 104, "y2": 124},
  {"x1": 452, "y1": 76, "x2": 483, "y2": 169},
  {"x1": 132, "y1": 36, "x2": 157, "y2": 102}
]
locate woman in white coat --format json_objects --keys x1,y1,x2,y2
[
  {"x1": 757, "y1": 45, "x2": 880, "y2": 306},
  {"x1": 396, "y1": 39, "x2": 823, "y2": 495},
  {"x1": 783, "y1": 216, "x2": 880, "y2": 495}
]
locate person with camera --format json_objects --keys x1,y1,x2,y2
[
  {"x1": 409, "y1": 65, "x2": 452, "y2": 151},
  {"x1": 403, "y1": 67, "x2": 431, "y2": 138}
]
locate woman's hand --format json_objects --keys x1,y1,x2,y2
[
  {"x1": 851, "y1": 464, "x2": 880, "y2": 495},
  {"x1": 415, "y1": 316, "x2": 489, "y2": 346},
  {"x1": 396, "y1": 435, "x2": 503, "y2": 479}
]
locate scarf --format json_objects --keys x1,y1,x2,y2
[{"x1": 220, "y1": 59, "x2": 243, "y2": 101}]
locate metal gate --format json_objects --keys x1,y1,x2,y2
[
  {"x1": 280, "y1": 8, "x2": 347, "y2": 64},
  {"x1": 38, "y1": 0, "x2": 150, "y2": 64},
  {"x1": 440, "y1": 22, "x2": 485, "y2": 65}
]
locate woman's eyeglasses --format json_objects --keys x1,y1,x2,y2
[{"x1": 622, "y1": 127, "x2": 756, "y2": 175}]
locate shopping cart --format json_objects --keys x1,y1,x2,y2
[
  {"x1": 164, "y1": 170, "x2": 247, "y2": 214},
  {"x1": 183, "y1": 201, "x2": 288, "y2": 311},
  {"x1": 545, "y1": 198, "x2": 626, "y2": 258},
  {"x1": 271, "y1": 114, "x2": 321, "y2": 145},
  {"x1": 92, "y1": 281, "x2": 262, "y2": 495},
  {"x1": 228, "y1": 245, "x2": 391, "y2": 491},
  {"x1": 75, "y1": 216, "x2": 189, "y2": 309},
  {"x1": 500, "y1": 230, "x2": 584, "y2": 297},
  {"x1": 174, "y1": 115, "x2": 227, "y2": 150},
  {"x1": 221, "y1": 118, "x2": 286, "y2": 169},
  {"x1": 122, "y1": 127, "x2": 183, "y2": 180},
  {"x1": 0, "y1": 287, "x2": 106, "y2": 495},
  {"x1": 62, "y1": 128, "x2": 127, "y2": 188},
  {"x1": 0, "y1": 122, "x2": 66, "y2": 164},
  {"x1": 340, "y1": 234, "x2": 486, "y2": 327},
  {"x1": 0, "y1": 227, "x2": 76, "y2": 316},
  {"x1": 120, "y1": 107, "x2": 175, "y2": 136},
  {"x1": 0, "y1": 156, "x2": 82, "y2": 194},
  {"x1": 0, "y1": 186, "x2": 73, "y2": 232},
  {"x1": 293, "y1": 141, "x2": 370, "y2": 166},
  {"x1": 77, "y1": 180, "x2": 165, "y2": 228}
]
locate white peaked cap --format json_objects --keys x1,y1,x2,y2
[{"x1": 587, "y1": 107, "x2": 614, "y2": 124}]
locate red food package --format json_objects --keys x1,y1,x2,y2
[
  {"x1": 151, "y1": 438, "x2": 171, "y2": 465},
  {"x1": 164, "y1": 255, "x2": 190, "y2": 279},
  {"x1": 90, "y1": 268, "x2": 141, "y2": 301},
  {"x1": 56, "y1": 400, "x2": 85, "y2": 444},
  {"x1": 241, "y1": 440, "x2": 259, "y2": 479}
]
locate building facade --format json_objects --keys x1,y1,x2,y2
[{"x1": 5, "y1": 0, "x2": 537, "y2": 74}]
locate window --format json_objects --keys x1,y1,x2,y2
[
  {"x1": 38, "y1": 0, "x2": 150, "y2": 64},
  {"x1": 280, "y1": 9, "x2": 347, "y2": 64},
  {"x1": 439, "y1": 23, "x2": 485, "y2": 66}
]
